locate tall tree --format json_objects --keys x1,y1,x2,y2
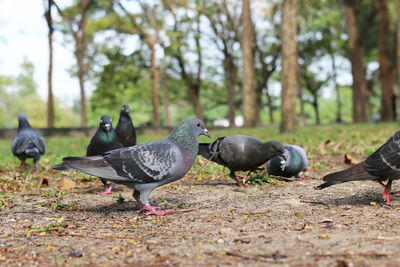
[
  {"x1": 167, "y1": 1, "x2": 205, "y2": 122},
  {"x1": 343, "y1": 0, "x2": 377, "y2": 123},
  {"x1": 280, "y1": 0, "x2": 298, "y2": 133},
  {"x1": 43, "y1": 0, "x2": 55, "y2": 128},
  {"x1": 378, "y1": 0, "x2": 396, "y2": 121},
  {"x1": 241, "y1": 0, "x2": 257, "y2": 127},
  {"x1": 160, "y1": 44, "x2": 170, "y2": 126},
  {"x1": 205, "y1": 1, "x2": 240, "y2": 126},
  {"x1": 397, "y1": 0, "x2": 400, "y2": 121},
  {"x1": 53, "y1": 0, "x2": 91, "y2": 127},
  {"x1": 114, "y1": 0, "x2": 161, "y2": 127}
]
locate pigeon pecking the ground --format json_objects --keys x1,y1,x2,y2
[
  {"x1": 266, "y1": 145, "x2": 308, "y2": 179},
  {"x1": 198, "y1": 135, "x2": 285, "y2": 186},
  {"x1": 11, "y1": 113, "x2": 46, "y2": 174},
  {"x1": 115, "y1": 105, "x2": 137, "y2": 147},
  {"x1": 317, "y1": 130, "x2": 400, "y2": 205},
  {"x1": 86, "y1": 115, "x2": 123, "y2": 195},
  {"x1": 53, "y1": 118, "x2": 210, "y2": 215}
]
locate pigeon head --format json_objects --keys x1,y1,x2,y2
[
  {"x1": 169, "y1": 118, "x2": 211, "y2": 143},
  {"x1": 17, "y1": 113, "x2": 31, "y2": 130},
  {"x1": 99, "y1": 115, "x2": 113, "y2": 133},
  {"x1": 121, "y1": 105, "x2": 131, "y2": 114},
  {"x1": 264, "y1": 140, "x2": 285, "y2": 157}
]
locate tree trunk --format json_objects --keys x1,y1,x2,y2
[
  {"x1": 266, "y1": 90, "x2": 274, "y2": 124},
  {"x1": 150, "y1": 42, "x2": 160, "y2": 127},
  {"x1": 160, "y1": 50, "x2": 170, "y2": 126},
  {"x1": 344, "y1": 0, "x2": 368, "y2": 123},
  {"x1": 280, "y1": 0, "x2": 298, "y2": 133},
  {"x1": 225, "y1": 55, "x2": 236, "y2": 127},
  {"x1": 313, "y1": 94, "x2": 320, "y2": 125},
  {"x1": 396, "y1": 0, "x2": 400, "y2": 121},
  {"x1": 241, "y1": 0, "x2": 257, "y2": 127},
  {"x1": 379, "y1": 0, "x2": 394, "y2": 121},
  {"x1": 297, "y1": 68, "x2": 305, "y2": 126},
  {"x1": 330, "y1": 53, "x2": 342, "y2": 123},
  {"x1": 76, "y1": 42, "x2": 87, "y2": 127},
  {"x1": 44, "y1": 0, "x2": 54, "y2": 128},
  {"x1": 189, "y1": 84, "x2": 204, "y2": 122}
]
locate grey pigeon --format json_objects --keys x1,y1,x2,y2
[
  {"x1": 198, "y1": 135, "x2": 284, "y2": 186},
  {"x1": 115, "y1": 105, "x2": 137, "y2": 147},
  {"x1": 11, "y1": 113, "x2": 46, "y2": 174},
  {"x1": 266, "y1": 145, "x2": 308, "y2": 179},
  {"x1": 53, "y1": 118, "x2": 210, "y2": 215},
  {"x1": 317, "y1": 130, "x2": 400, "y2": 205},
  {"x1": 86, "y1": 115, "x2": 123, "y2": 195}
]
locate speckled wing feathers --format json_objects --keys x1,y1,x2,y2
[
  {"x1": 364, "y1": 130, "x2": 400, "y2": 177},
  {"x1": 104, "y1": 141, "x2": 177, "y2": 183}
]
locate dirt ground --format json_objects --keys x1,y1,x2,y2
[{"x1": 1, "y1": 156, "x2": 400, "y2": 267}]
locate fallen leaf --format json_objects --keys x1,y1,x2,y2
[{"x1": 344, "y1": 154, "x2": 359, "y2": 165}]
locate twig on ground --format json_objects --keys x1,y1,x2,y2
[
  {"x1": 169, "y1": 197, "x2": 225, "y2": 214},
  {"x1": 300, "y1": 200, "x2": 330, "y2": 207},
  {"x1": 313, "y1": 253, "x2": 387, "y2": 258},
  {"x1": 199, "y1": 139, "x2": 220, "y2": 171},
  {"x1": 377, "y1": 236, "x2": 400, "y2": 240}
]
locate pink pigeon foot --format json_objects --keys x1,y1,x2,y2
[
  {"x1": 299, "y1": 176, "x2": 312, "y2": 180},
  {"x1": 137, "y1": 202, "x2": 173, "y2": 216},
  {"x1": 99, "y1": 185, "x2": 113, "y2": 195},
  {"x1": 383, "y1": 187, "x2": 392, "y2": 206}
]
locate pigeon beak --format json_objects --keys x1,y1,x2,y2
[
  {"x1": 203, "y1": 128, "x2": 211, "y2": 138},
  {"x1": 104, "y1": 124, "x2": 111, "y2": 132}
]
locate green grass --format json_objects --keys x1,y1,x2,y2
[{"x1": 0, "y1": 122, "x2": 398, "y2": 175}]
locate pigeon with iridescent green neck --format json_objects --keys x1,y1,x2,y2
[
  {"x1": 86, "y1": 115, "x2": 123, "y2": 195},
  {"x1": 53, "y1": 118, "x2": 210, "y2": 215}
]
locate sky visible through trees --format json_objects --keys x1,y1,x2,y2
[{"x1": 0, "y1": 0, "x2": 398, "y2": 131}]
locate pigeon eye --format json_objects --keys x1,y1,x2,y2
[
  {"x1": 196, "y1": 123, "x2": 201, "y2": 127},
  {"x1": 100, "y1": 120, "x2": 103, "y2": 123}
]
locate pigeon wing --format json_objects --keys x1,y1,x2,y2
[
  {"x1": 104, "y1": 141, "x2": 178, "y2": 183},
  {"x1": 364, "y1": 130, "x2": 400, "y2": 177}
]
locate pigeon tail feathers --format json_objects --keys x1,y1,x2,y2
[
  {"x1": 25, "y1": 147, "x2": 40, "y2": 157},
  {"x1": 317, "y1": 162, "x2": 377, "y2": 190}
]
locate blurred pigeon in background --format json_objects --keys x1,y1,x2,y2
[
  {"x1": 11, "y1": 113, "x2": 46, "y2": 174},
  {"x1": 86, "y1": 115, "x2": 123, "y2": 195},
  {"x1": 116, "y1": 105, "x2": 137, "y2": 147},
  {"x1": 53, "y1": 118, "x2": 210, "y2": 215},
  {"x1": 198, "y1": 135, "x2": 284, "y2": 186},
  {"x1": 317, "y1": 130, "x2": 400, "y2": 205},
  {"x1": 266, "y1": 145, "x2": 308, "y2": 179}
]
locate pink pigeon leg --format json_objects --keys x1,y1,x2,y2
[
  {"x1": 137, "y1": 202, "x2": 173, "y2": 216},
  {"x1": 34, "y1": 165, "x2": 39, "y2": 175},
  {"x1": 299, "y1": 176, "x2": 312, "y2": 180},
  {"x1": 383, "y1": 187, "x2": 392, "y2": 206},
  {"x1": 20, "y1": 161, "x2": 27, "y2": 167},
  {"x1": 99, "y1": 184, "x2": 113, "y2": 195},
  {"x1": 380, "y1": 180, "x2": 393, "y2": 206}
]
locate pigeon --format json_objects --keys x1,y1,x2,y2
[
  {"x1": 115, "y1": 105, "x2": 137, "y2": 147},
  {"x1": 317, "y1": 130, "x2": 400, "y2": 205},
  {"x1": 52, "y1": 118, "x2": 210, "y2": 215},
  {"x1": 198, "y1": 135, "x2": 285, "y2": 186},
  {"x1": 86, "y1": 115, "x2": 123, "y2": 195},
  {"x1": 266, "y1": 145, "x2": 308, "y2": 179},
  {"x1": 11, "y1": 113, "x2": 46, "y2": 174}
]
